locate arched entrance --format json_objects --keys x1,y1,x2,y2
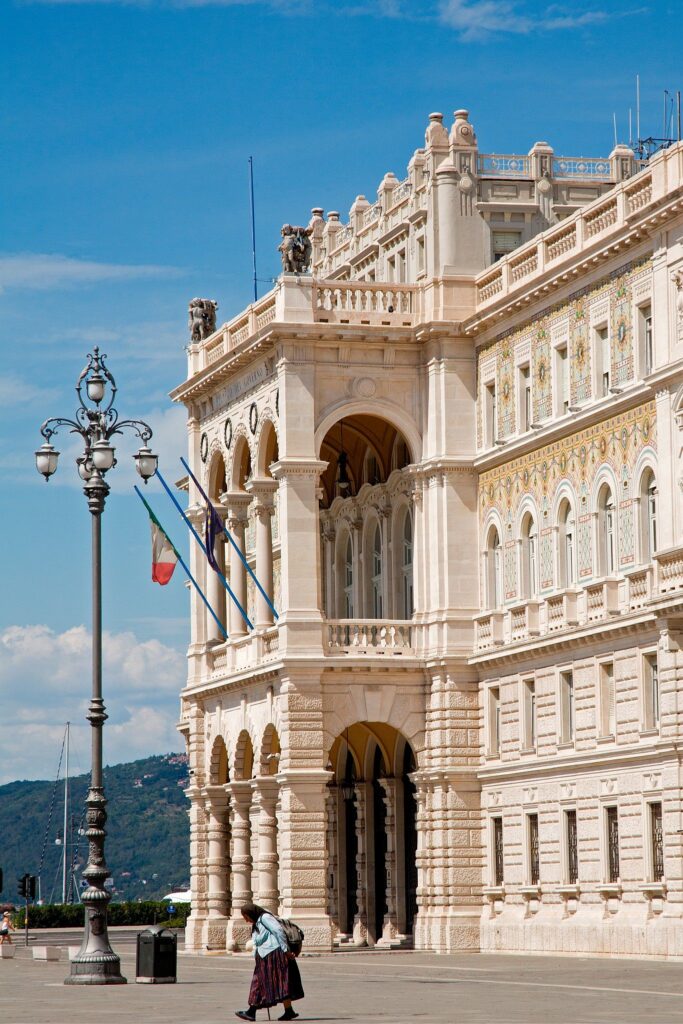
[{"x1": 327, "y1": 722, "x2": 418, "y2": 947}]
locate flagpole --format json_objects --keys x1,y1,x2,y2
[
  {"x1": 180, "y1": 456, "x2": 278, "y2": 621},
  {"x1": 153, "y1": 468, "x2": 253, "y2": 631},
  {"x1": 133, "y1": 486, "x2": 228, "y2": 640}
]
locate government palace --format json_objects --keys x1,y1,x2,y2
[{"x1": 170, "y1": 108, "x2": 683, "y2": 958}]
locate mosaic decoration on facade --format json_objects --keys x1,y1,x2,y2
[
  {"x1": 480, "y1": 401, "x2": 656, "y2": 596},
  {"x1": 477, "y1": 259, "x2": 652, "y2": 445}
]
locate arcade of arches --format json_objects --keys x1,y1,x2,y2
[{"x1": 199, "y1": 723, "x2": 418, "y2": 950}]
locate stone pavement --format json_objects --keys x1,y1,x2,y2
[{"x1": 2, "y1": 940, "x2": 683, "y2": 1024}]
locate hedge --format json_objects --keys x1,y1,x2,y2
[{"x1": 13, "y1": 900, "x2": 190, "y2": 929}]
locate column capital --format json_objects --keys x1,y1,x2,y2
[
  {"x1": 270, "y1": 458, "x2": 328, "y2": 481},
  {"x1": 245, "y1": 476, "x2": 278, "y2": 509},
  {"x1": 227, "y1": 780, "x2": 253, "y2": 807},
  {"x1": 251, "y1": 776, "x2": 279, "y2": 803},
  {"x1": 203, "y1": 783, "x2": 230, "y2": 809},
  {"x1": 220, "y1": 490, "x2": 252, "y2": 521}
]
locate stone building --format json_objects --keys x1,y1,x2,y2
[{"x1": 171, "y1": 108, "x2": 683, "y2": 957}]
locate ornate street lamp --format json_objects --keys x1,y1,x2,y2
[{"x1": 35, "y1": 348, "x2": 158, "y2": 985}]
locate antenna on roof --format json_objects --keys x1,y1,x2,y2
[
  {"x1": 613, "y1": 112, "x2": 618, "y2": 148},
  {"x1": 248, "y1": 156, "x2": 258, "y2": 304},
  {"x1": 636, "y1": 74, "x2": 641, "y2": 143}
]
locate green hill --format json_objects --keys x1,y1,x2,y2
[{"x1": 0, "y1": 753, "x2": 189, "y2": 904}]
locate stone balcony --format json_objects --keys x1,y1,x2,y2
[
  {"x1": 473, "y1": 562, "x2": 663, "y2": 655},
  {"x1": 471, "y1": 142, "x2": 683, "y2": 321}
]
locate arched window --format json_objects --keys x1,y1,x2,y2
[
  {"x1": 344, "y1": 534, "x2": 354, "y2": 618},
  {"x1": 598, "y1": 484, "x2": 617, "y2": 576},
  {"x1": 371, "y1": 523, "x2": 383, "y2": 618},
  {"x1": 558, "y1": 499, "x2": 576, "y2": 588},
  {"x1": 400, "y1": 510, "x2": 413, "y2": 618},
  {"x1": 521, "y1": 513, "x2": 538, "y2": 599},
  {"x1": 486, "y1": 526, "x2": 503, "y2": 609},
  {"x1": 639, "y1": 469, "x2": 657, "y2": 562}
]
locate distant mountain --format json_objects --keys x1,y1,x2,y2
[{"x1": 0, "y1": 753, "x2": 190, "y2": 904}]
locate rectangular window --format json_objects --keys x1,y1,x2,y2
[
  {"x1": 528, "y1": 813, "x2": 540, "y2": 884},
  {"x1": 396, "y1": 249, "x2": 406, "y2": 283},
  {"x1": 566, "y1": 809, "x2": 579, "y2": 884},
  {"x1": 560, "y1": 670, "x2": 575, "y2": 743},
  {"x1": 641, "y1": 304, "x2": 653, "y2": 376},
  {"x1": 596, "y1": 327, "x2": 610, "y2": 396},
  {"x1": 387, "y1": 255, "x2": 396, "y2": 281},
  {"x1": 555, "y1": 344, "x2": 569, "y2": 415},
  {"x1": 493, "y1": 817, "x2": 504, "y2": 885},
  {"x1": 643, "y1": 653, "x2": 660, "y2": 730},
  {"x1": 489, "y1": 686, "x2": 501, "y2": 755},
  {"x1": 485, "y1": 382, "x2": 497, "y2": 447},
  {"x1": 650, "y1": 801, "x2": 664, "y2": 882},
  {"x1": 416, "y1": 236, "x2": 425, "y2": 274},
  {"x1": 600, "y1": 662, "x2": 616, "y2": 737},
  {"x1": 523, "y1": 679, "x2": 536, "y2": 749},
  {"x1": 492, "y1": 230, "x2": 522, "y2": 261},
  {"x1": 519, "y1": 364, "x2": 531, "y2": 432},
  {"x1": 606, "y1": 806, "x2": 620, "y2": 883}
]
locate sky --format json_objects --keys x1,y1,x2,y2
[{"x1": 1, "y1": 0, "x2": 681, "y2": 784}]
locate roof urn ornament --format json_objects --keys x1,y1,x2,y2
[
  {"x1": 451, "y1": 109, "x2": 477, "y2": 148},
  {"x1": 278, "y1": 224, "x2": 313, "y2": 274},
  {"x1": 188, "y1": 298, "x2": 218, "y2": 342}
]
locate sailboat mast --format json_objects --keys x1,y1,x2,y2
[{"x1": 63, "y1": 722, "x2": 69, "y2": 904}]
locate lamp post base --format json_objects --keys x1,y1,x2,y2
[{"x1": 65, "y1": 957, "x2": 127, "y2": 985}]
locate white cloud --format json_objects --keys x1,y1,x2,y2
[
  {"x1": 0, "y1": 623, "x2": 185, "y2": 782},
  {"x1": 0, "y1": 373, "x2": 58, "y2": 408},
  {"x1": 0, "y1": 253, "x2": 182, "y2": 294}
]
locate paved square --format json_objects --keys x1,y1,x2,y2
[{"x1": 2, "y1": 934, "x2": 683, "y2": 1024}]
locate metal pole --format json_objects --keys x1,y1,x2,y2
[
  {"x1": 62, "y1": 723, "x2": 69, "y2": 905},
  {"x1": 249, "y1": 156, "x2": 258, "y2": 303},
  {"x1": 65, "y1": 491, "x2": 126, "y2": 984}
]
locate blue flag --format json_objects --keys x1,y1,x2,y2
[{"x1": 205, "y1": 501, "x2": 223, "y2": 574}]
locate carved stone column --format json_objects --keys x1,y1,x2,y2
[
  {"x1": 203, "y1": 785, "x2": 230, "y2": 950},
  {"x1": 246, "y1": 478, "x2": 278, "y2": 628},
  {"x1": 225, "y1": 781, "x2": 253, "y2": 951},
  {"x1": 352, "y1": 781, "x2": 370, "y2": 946},
  {"x1": 253, "y1": 778, "x2": 280, "y2": 913},
  {"x1": 223, "y1": 492, "x2": 251, "y2": 638},
  {"x1": 377, "y1": 778, "x2": 402, "y2": 945}
]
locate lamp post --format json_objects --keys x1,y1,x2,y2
[{"x1": 35, "y1": 348, "x2": 158, "y2": 985}]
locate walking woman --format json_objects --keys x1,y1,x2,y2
[{"x1": 235, "y1": 903, "x2": 304, "y2": 1022}]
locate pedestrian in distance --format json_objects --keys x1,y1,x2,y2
[
  {"x1": 235, "y1": 903, "x2": 304, "y2": 1022},
  {"x1": 0, "y1": 911, "x2": 15, "y2": 944}
]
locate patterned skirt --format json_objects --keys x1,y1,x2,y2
[{"x1": 248, "y1": 948, "x2": 304, "y2": 1009}]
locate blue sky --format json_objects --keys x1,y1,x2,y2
[{"x1": 1, "y1": 0, "x2": 681, "y2": 782}]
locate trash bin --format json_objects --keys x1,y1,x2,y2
[{"x1": 135, "y1": 925, "x2": 177, "y2": 984}]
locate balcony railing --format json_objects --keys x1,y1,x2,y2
[
  {"x1": 327, "y1": 619, "x2": 413, "y2": 654},
  {"x1": 473, "y1": 548, "x2": 683, "y2": 654}
]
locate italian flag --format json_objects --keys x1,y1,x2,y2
[{"x1": 147, "y1": 507, "x2": 179, "y2": 586}]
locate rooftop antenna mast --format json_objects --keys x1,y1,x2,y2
[{"x1": 248, "y1": 156, "x2": 258, "y2": 304}]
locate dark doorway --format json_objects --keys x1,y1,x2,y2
[
  {"x1": 343, "y1": 751, "x2": 358, "y2": 933},
  {"x1": 372, "y1": 747, "x2": 388, "y2": 942},
  {"x1": 403, "y1": 744, "x2": 418, "y2": 934}
]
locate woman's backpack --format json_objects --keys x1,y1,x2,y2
[{"x1": 278, "y1": 917, "x2": 304, "y2": 956}]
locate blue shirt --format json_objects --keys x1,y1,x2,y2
[{"x1": 252, "y1": 912, "x2": 288, "y2": 959}]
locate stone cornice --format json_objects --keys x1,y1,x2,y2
[
  {"x1": 270, "y1": 458, "x2": 328, "y2": 480},
  {"x1": 478, "y1": 739, "x2": 680, "y2": 784}
]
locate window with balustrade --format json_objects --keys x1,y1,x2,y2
[
  {"x1": 371, "y1": 522, "x2": 383, "y2": 619},
  {"x1": 527, "y1": 813, "x2": 540, "y2": 885},
  {"x1": 639, "y1": 303, "x2": 653, "y2": 377},
  {"x1": 485, "y1": 526, "x2": 503, "y2": 609},
  {"x1": 400, "y1": 510, "x2": 414, "y2": 619},
  {"x1": 521, "y1": 512, "x2": 538, "y2": 599},
  {"x1": 488, "y1": 686, "x2": 501, "y2": 756},
  {"x1": 522, "y1": 678, "x2": 536, "y2": 750},
  {"x1": 597, "y1": 484, "x2": 617, "y2": 576},
  {"x1": 638, "y1": 468, "x2": 657, "y2": 563},
  {"x1": 344, "y1": 535, "x2": 354, "y2": 618},
  {"x1": 558, "y1": 499, "x2": 576, "y2": 588}
]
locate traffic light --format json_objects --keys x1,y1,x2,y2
[
  {"x1": 17, "y1": 874, "x2": 28, "y2": 898},
  {"x1": 27, "y1": 876, "x2": 36, "y2": 900}
]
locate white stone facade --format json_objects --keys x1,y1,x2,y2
[{"x1": 172, "y1": 109, "x2": 683, "y2": 957}]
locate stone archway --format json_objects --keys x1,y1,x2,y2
[{"x1": 327, "y1": 722, "x2": 417, "y2": 948}]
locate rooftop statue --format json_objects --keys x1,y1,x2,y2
[
  {"x1": 278, "y1": 224, "x2": 313, "y2": 274},
  {"x1": 188, "y1": 298, "x2": 218, "y2": 342}
]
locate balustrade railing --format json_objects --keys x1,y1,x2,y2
[
  {"x1": 327, "y1": 619, "x2": 413, "y2": 653},
  {"x1": 478, "y1": 154, "x2": 531, "y2": 177},
  {"x1": 314, "y1": 281, "x2": 415, "y2": 319}
]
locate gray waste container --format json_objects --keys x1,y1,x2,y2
[{"x1": 135, "y1": 925, "x2": 177, "y2": 983}]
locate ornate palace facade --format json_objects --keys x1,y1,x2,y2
[{"x1": 171, "y1": 109, "x2": 683, "y2": 957}]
